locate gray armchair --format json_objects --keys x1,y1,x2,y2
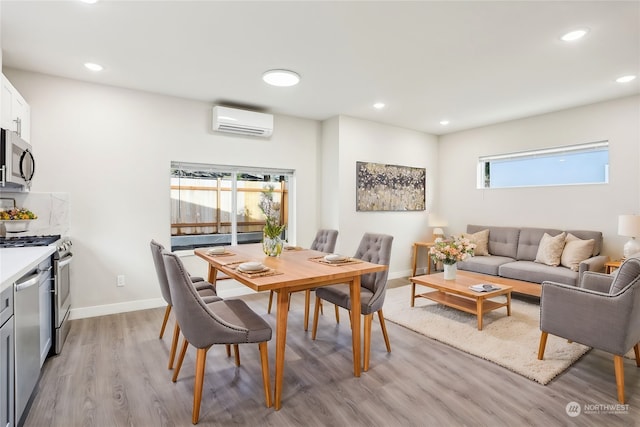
[
  {"x1": 538, "y1": 254, "x2": 640, "y2": 403},
  {"x1": 312, "y1": 232, "x2": 393, "y2": 371}
]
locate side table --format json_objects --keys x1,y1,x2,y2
[
  {"x1": 411, "y1": 241, "x2": 435, "y2": 277},
  {"x1": 605, "y1": 260, "x2": 622, "y2": 274}
]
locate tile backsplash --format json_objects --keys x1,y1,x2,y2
[{"x1": 0, "y1": 192, "x2": 70, "y2": 237}]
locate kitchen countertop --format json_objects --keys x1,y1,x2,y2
[{"x1": 0, "y1": 246, "x2": 56, "y2": 293}]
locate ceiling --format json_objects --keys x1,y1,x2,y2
[{"x1": 1, "y1": 1, "x2": 639, "y2": 135}]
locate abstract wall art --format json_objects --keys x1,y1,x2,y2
[{"x1": 356, "y1": 161, "x2": 426, "y2": 211}]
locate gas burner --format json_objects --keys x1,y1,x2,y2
[{"x1": 0, "y1": 234, "x2": 61, "y2": 248}]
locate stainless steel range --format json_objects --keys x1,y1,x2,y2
[{"x1": 0, "y1": 234, "x2": 73, "y2": 354}]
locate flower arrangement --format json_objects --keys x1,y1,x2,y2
[
  {"x1": 0, "y1": 208, "x2": 37, "y2": 220},
  {"x1": 429, "y1": 235, "x2": 476, "y2": 265},
  {"x1": 259, "y1": 185, "x2": 285, "y2": 239}
]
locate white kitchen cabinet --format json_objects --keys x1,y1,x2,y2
[{"x1": 1, "y1": 74, "x2": 30, "y2": 143}]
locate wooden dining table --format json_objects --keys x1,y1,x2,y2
[{"x1": 195, "y1": 243, "x2": 388, "y2": 410}]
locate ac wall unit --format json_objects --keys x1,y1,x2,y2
[{"x1": 212, "y1": 106, "x2": 273, "y2": 137}]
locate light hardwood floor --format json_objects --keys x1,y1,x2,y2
[{"x1": 25, "y1": 279, "x2": 639, "y2": 426}]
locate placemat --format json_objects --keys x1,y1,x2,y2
[
  {"x1": 309, "y1": 256, "x2": 363, "y2": 267},
  {"x1": 204, "y1": 251, "x2": 236, "y2": 257},
  {"x1": 233, "y1": 268, "x2": 283, "y2": 278},
  {"x1": 284, "y1": 246, "x2": 306, "y2": 251}
]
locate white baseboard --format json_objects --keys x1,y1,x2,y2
[{"x1": 70, "y1": 297, "x2": 166, "y2": 320}]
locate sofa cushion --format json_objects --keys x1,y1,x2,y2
[
  {"x1": 467, "y1": 225, "x2": 519, "y2": 258},
  {"x1": 566, "y1": 230, "x2": 603, "y2": 256},
  {"x1": 463, "y1": 229, "x2": 490, "y2": 256},
  {"x1": 561, "y1": 233, "x2": 595, "y2": 272},
  {"x1": 535, "y1": 232, "x2": 566, "y2": 266},
  {"x1": 458, "y1": 255, "x2": 515, "y2": 276},
  {"x1": 516, "y1": 227, "x2": 563, "y2": 261},
  {"x1": 499, "y1": 260, "x2": 579, "y2": 286}
]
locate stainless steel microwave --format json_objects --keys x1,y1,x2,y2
[{"x1": 0, "y1": 128, "x2": 34, "y2": 191}]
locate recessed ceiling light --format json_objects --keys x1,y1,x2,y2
[
  {"x1": 373, "y1": 102, "x2": 385, "y2": 109},
  {"x1": 262, "y1": 69, "x2": 300, "y2": 87},
  {"x1": 84, "y1": 62, "x2": 103, "y2": 72},
  {"x1": 80, "y1": 0, "x2": 99, "y2": 4},
  {"x1": 561, "y1": 29, "x2": 589, "y2": 42},
  {"x1": 440, "y1": 120, "x2": 450, "y2": 126},
  {"x1": 616, "y1": 75, "x2": 637, "y2": 83}
]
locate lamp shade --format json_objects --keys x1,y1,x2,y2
[{"x1": 618, "y1": 215, "x2": 640, "y2": 237}]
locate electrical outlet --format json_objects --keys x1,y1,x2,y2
[{"x1": 117, "y1": 275, "x2": 125, "y2": 287}]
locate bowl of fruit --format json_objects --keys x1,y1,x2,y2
[{"x1": 0, "y1": 208, "x2": 38, "y2": 232}]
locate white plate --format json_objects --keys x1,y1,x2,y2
[
  {"x1": 238, "y1": 262, "x2": 266, "y2": 272},
  {"x1": 324, "y1": 254, "x2": 346, "y2": 262},
  {"x1": 207, "y1": 247, "x2": 226, "y2": 255}
]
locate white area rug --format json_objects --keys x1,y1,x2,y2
[{"x1": 383, "y1": 285, "x2": 590, "y2": 385}]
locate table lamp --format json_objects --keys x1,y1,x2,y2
[
  {"x1": 618, "y1": 214, "x2": 640, "y2": 258},
  {"x1": 433, "y1": 227, "x2": 444, "y2": 240}
]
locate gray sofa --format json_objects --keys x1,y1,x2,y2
[{"x1": 457, "y1": 224, "x2": 607, "y2": 287}]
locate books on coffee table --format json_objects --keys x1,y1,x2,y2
[{"x1": 469, "y1": 284, "x2": 501, "y2": 292}]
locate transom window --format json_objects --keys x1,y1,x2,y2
[
  {"x1": 478, "y1": 141, "x2": 609, "y2": 189},
  {"x1": 170, "y1": 161, "x2": 294, "y2": 250}
]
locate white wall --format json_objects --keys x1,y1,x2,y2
[
  {"x1": 437, "y1": 95, "x2": 640, "y2": 259},
  {"x1": 324, "y1": 116, "x2": 440, "y2": 278},
  {"x1": 4, "y1": 68, "x2": 321, "y2": 317}
]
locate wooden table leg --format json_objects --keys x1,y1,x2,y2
[
  {"x1": 411, "y1": 244, "x2": 418, "y2": 277},
  {"x1": 410, "y1": 281, "x2": 416, "y2": 307},
  {"x1": 207, "y1": 264, "x2": 218, "y2": 285},
  {"x1": 506, "y1": 292, "x2": 512, "y2": 316},
  {"x1": 476, "y1": 298, "x2": 484, "y2": 331},
  {"x1": 274, "y1": 290, "x2": 290, "y2": 410},
  {"x1": 350, "y1": 276, "x2": 362, "y2": 377}
]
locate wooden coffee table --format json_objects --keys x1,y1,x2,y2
[{"x1": 410, "y1": 271, "x2": 512, "y2": 330}]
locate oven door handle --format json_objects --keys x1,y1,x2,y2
[{"x1": 58, "y1": 254, "x2": 73, "y2": 268}]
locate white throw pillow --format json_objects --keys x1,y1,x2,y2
[
  {"x1": 561, "y1": 233, "x2": 595, "y2": 272},
  {"x1": 463, "y1": 229, "x2": 490, "y2": 256},
  {"x1": 534, "y1": 232, "x2": 567, "y2": 266}
]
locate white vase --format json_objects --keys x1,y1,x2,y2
[{"x1": 443, "y1": 263, "x2": 457, "y2": 280}]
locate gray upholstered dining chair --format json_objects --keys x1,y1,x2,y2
[
  {"x1": 150, "y1": 240, "x2": 230, "y2": 370},
  {"x1": 538, "y1": 253, "x2": 640, "y2": 404},
  {"x1": 162, "y1": 251, "x2": 273, "y2": 424},
  {"x1": 267, "y1": 229, "x2": 339, "y2": 330},
  {"x1": 312, "y1": 232, "x2": 393, "y2": 371}
]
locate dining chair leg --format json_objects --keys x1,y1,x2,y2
[
  {"x1": 192, "y1": 348, "x2": 208, "y2": 424},
  {"x1": 304, "y1": 289, "x2": 311, "y2": 331},
  {"x1": 267, "y1": 290, "x2": 274, "y2": 314},
  {"x1": 234, "y1": 344, "x2": 240, "y2": 367},
  {"x1": 378, "y1": 309, "x2": 391, "y2": 352},
  {"x1": 225, "y1": 344, "x2": 231, "y2": 357},
  {"x1": 614, "y1": 354, "x2": 625, "y2": 404},
  {"x1": 258, "y1": 342, "x2": 272, "y2": 408},
  {"x1": 168, "y1": 323, "x2": 181, "y2": 369},
  {"x1": 364, "y1": 313, "x2": 373, "y2": 372},
  {"x1": 312, "y1": 296, "x2": 321, "y2": 340},
  {"x1": 634, "y1": 343, "x2": 640, "y2": 366},
  {"x1": 334, "y1": 305, "x2": 340, "y2": 323},
  {"x1": 160, "y1": 304, "x2": 172, "y2": 339},
  {"x1": 537, "y1": 331, "x2": 548, "y2": 360},
  {"x1": 172, "y1": 338, "x2": 189, "y2": 382}
]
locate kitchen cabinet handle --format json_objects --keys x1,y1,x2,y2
[
  {"x1": 14, "y1": 117, "x2": 22, "y2": 137},
  {"x1": 0, "y1": 165, "x2": 5, "y2": 187}
]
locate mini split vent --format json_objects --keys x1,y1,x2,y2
[{"x1": 212, "y1": 106, "x2": 274, "y2": 137}]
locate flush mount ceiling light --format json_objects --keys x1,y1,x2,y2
[
  {"x1": 561, "y1": 28, "x2": 589, "y2": 41},
  {"x1": 262, "y1": 69, "x2": 300, "y2": 87},
  {"x1": 373, "y1": 102, "x2": 386, "y2": 109},
  {"x1": 80, "y1": 0, "x2": 99, "y2": 4},
  {"x1": 616, "y1": 75, "x2": 637, "y2": 83},
  {"x1": 84, "y1": 62, "x2": 103, "y2": 72},
  {"x1": 440, "y1": 120, "x2": 450, "y2": 126}
]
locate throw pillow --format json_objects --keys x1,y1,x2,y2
[
  {"x1": 463, "y1": 229, "x2": 490, "y2": 256},
  {"x1": 534, "y1": 232, "x2": 567, "y2": 266},
  {"x1": 561, "y1": 233, "x2": 595, "y2": 272}
]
